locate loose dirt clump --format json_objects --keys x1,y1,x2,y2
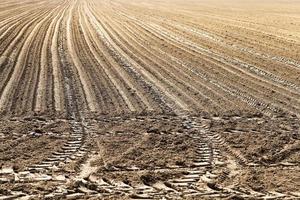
[
  {"x1": 93, "y1": 133, "x2": 197, "y2": 170},
  {"x1": 220, "y1": 167, "x2": 300, "y2": 193},
  {"x1": 0, "y1": 119, "x2": 71, "y2": 170},
  {"x1": 211, "y1": 113, "x2": 300, "y2": 164},
  {"x1": 1, "y1": 0, "x2": 300, "y2": 197},
  {"x1": 91, "y1": 116, "x2": 198, "y2": 170}
]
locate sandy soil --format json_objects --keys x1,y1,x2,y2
[
  {"x1": 0, "y1": 119, "x2": 71, "y2": 170},
  {"x1": 0, "y1": 0, "x2": 300, "y2": 198}
]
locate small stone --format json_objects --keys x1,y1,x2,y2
[{"x1": 53, "y1": 175, "x2": 66, "y2": 181}]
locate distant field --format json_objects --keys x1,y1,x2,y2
[{"x1": 0, "y1": 0, "x2": 299, "y2": 199}]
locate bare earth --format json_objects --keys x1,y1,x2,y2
[{"x1": 0, "y1": 0, "x2": 300, "y2": 199}]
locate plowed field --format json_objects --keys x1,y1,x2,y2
[{"x1": 0, "y1": 0, "x2": 299, "y2": 199}]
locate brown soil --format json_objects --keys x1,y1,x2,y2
[
  {"x1": 0, "y1": 119, "x2": 71, "y2": 170},
  {"x1": 211, "y1": 113, "x2": 300, "y2": 164},
  {"x1": 0, "y1": 0, "x2": 300, "y2": 198}
]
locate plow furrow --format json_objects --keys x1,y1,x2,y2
[{"x1": 0, "y1": 0, "x2": 299, "y2": 199}]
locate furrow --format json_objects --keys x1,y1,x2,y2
[
  {"x1": 66, "y1": 0, "x2": 98, "y2": 112},
  {"x1": 35, "y1": 2, "x2": 68, "y2": 113},
  {"x1": 0, "y1": 6, "x2": 59, "y2": 113},
  {"x1": 79, "y1": 3, "x2": 151, "y2": 113},
  {"x1": 99, "y1": 14, "x2": 222, "y2": 113},
  {"x1": 116, "y1": 12, "x2": 300, "y2": 115}
]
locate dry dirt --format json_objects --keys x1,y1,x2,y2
[{"x1": 0, "y1": 0, "x2": 300, "y2": 199}]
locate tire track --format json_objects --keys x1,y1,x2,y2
[
  {"x1": 17, "y1": 0, "x2": 89, "y2": 177},
  {"x1": 0, "y1": 1, "x2": 299, "y2": 199}
]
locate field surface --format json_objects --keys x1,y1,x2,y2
[{"x1": 0, "y1": 0, "x2": 300, "y2": 199}]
